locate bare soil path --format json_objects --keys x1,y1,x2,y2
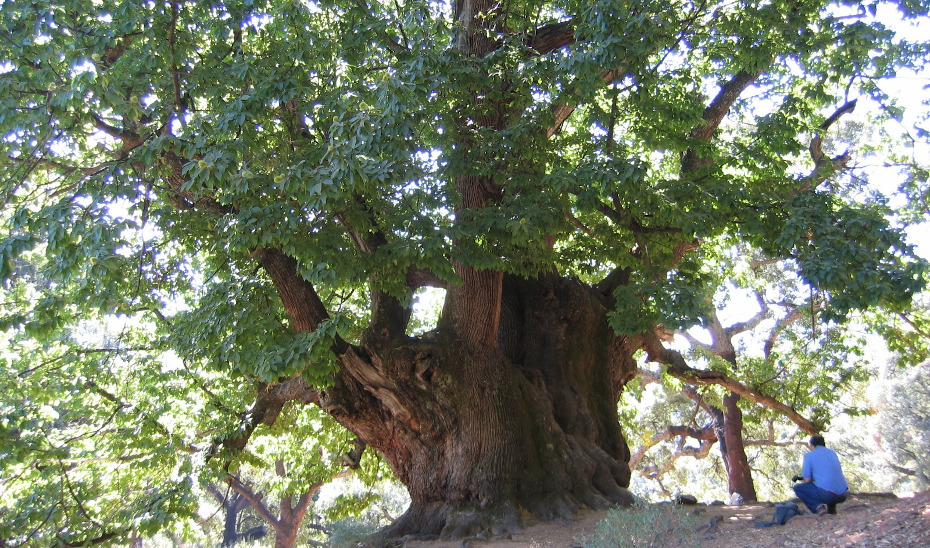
[{"x1": 403, "y1": 491, "x2": 930, "y2": 547}]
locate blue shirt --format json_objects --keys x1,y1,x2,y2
[{"x1": 802, "y1": 446, "x2": 849, "y2": 495}]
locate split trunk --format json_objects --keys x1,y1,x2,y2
[{"x1": 320, "y1": 274, "x2": 637, "y2": 539}]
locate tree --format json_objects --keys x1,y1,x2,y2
[
  {"x1": 2, "y1": 0, "x2": 928, "y2": 542},
  {"x1": 627, "y1": 256, "x2": 873, "y2": 501},
  {"x1": 0, "y1": 251, "x2": 363, "y2": 545},
  {"x1": 219, "y1": 462, "x2": 341, "y2": 548},
  {"x1": 876, "y1": 361, "x2": 930, "y2": 491},
  {"x1": 204, "y1": 485, "x2": 265, "y2": 547},
  {"x1": 0, "y1": 302, "x2": 206, "y2": 545}
]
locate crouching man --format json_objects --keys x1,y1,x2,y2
[{"x1": 793, "y1": 435, "x2": 849, "y2": 515}]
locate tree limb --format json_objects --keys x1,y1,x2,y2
[
  {"x1": 293, "y1": 469, "x2": 352, "y2": 525},
  {"x1": 252, "y1": 248, "x2": 343, "y2": 340},
  {"x1": 724, "y1": 292, "x2": 769, "y2": 337},
  {"x1": 678, "y1": 330, "x2": 713, "y2": 355},
  {"x1": 91, "y1": 113, "x2": 144, "y2": 150},
  {"x1": 593, "y1": 266, "x2": 631, "y2": 300},
  {"x1": 219, "y1": 375, "x2": 321, "y2": 454},
  {"x1": 334, "y1": 199, "x2": 412, "y2": 350},
  {"x1": 629, "y1": 424, "x2": 717, "y2": 470},
  {"x1": 545, "y1": 69, "x2": 622, "y2": 138},
  {"x1": 801, "y1": 100, "x2": 857, "y2": 189},
  {"x1": 639, "y1": 331, "x2": 819, "y2": 434},
  {"x1": 763, "y1": 306, "x2": 808, "y2": 358},
  {"x1": 637, "y1": 435, "x2": 716, "y2": 479},
  {"x1": 897, "y1": 312, "x2": 930, "y2": 340},
  {"x1": 160, "y1": 152, "x2": 236, "y2": 214},
  {"x1": 406, "y1": 266, "x2": 447, "y2": 290},
  {"x1": 526, "y1": 20, "x2": 575, "y2": 54},
  {"x1": 98, "y1": 35, "x2": 136, "y2": 69},
  {"x1": 225, "y1": 476, "x2": 280, "y2": 529},
  {"x1": 681, "y1": 69, "x2": 765, "y2": 174},
  {"x1": 6, "y1": 153, "x2": 111, "y2": 179}
]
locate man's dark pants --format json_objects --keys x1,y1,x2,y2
[{"x1": 794, "y1": 482, "x2": 847, "y2": 514}]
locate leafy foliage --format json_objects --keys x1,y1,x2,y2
[
  {"x1": 623, "y1": 247, "x2": 884, "y2": 499},
  {"x1": 2, "y1": 0, "x2": 930, "y2": 543},
  {"x1": 0, "y1": 317, "x2": 206, "y2": 545}
]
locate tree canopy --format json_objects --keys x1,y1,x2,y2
[{"x1": 2, "y1": 0, "x2": 930, "y2": 544}]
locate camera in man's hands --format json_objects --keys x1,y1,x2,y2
[{"x1": 791, "y1": 475, "x2": 803, "y2": 482}]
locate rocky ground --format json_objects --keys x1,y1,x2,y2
[{"x1": 404, "y1": 490, "x2": 930, "y2": 547}]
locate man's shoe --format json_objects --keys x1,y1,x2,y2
[{"x1": 816, "y1": 504, "x2": 828, "y2": 516}]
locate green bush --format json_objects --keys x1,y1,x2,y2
[{"x1": 577, "y1": 499, "x2": 700, "y2": 548}]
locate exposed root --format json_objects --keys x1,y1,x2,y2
[
  {"x1": 442, "y1": 503, "x2": 523, "y2": 539},
  {"x1": 371, "y1": 481, "x2": 632, "y2": 545}
]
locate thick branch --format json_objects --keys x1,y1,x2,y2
[
  {"x1": 406, "y1": 266, "x2": 447, "y2": 290},
  {"x1": 639, "y1": 331, "x2": 819, "y2": 434},
  {"x1": 638, "y1": 436, "x2": 716, "y2": 479},
  {"x1": 335, "y1": 201, "x2": 412, "y2": 350},
  {"x1": 696, "y1": 70, "x2": 764, "y2": 142},
  {"x1": 724, "y1": 292, "x2": 768, "y2": 337},
  {"x1": 294, "y1": 469, "x2": 352, "y2": 525},
  {"x1": 629, "y1": 424, "x2": 717, "y2": 470},
  {"x1": 594, "y1": 266, "x2": 631, "y2": 301},
  {"x1": 681, "y1": 69, "x2": 764, "y2": 174},
  {"x1": 638, "y1": 367, "x2": 719, "y2": 418},
  {"x1": 226, "y1": 477, "x2": 280, "y2": 529},
  {"x1": 678, "y1": 330, "x2": 714, "y2": 355},
  {"x1": 897, "y1": 312, "x2": 930, "y2": 340},
  {"x1": 220, "y1": 376, "x2": 321, "y2": 453},
  {"x1": 91, "y1": 113, "x2": 144, "y2": 150},
  {"x1": 527, "y1": 21, "x2": 575, "y2": 54},
  {"x1": 253, "y1": 248, "x2": 342, "y2": 339},
  {"x1": 205, "y1": 483, "x2": 250, "y2": 514},
  {"x1": 763, "y1": 306, "x2": 808, "y2": 358},
  {"x1": 801, "y1": 100, "x2": 857, "y2": 189},
  {"x1": 7, "y1": 153, "x2": 109, "y2": 179},
  {"x1": 161, "y1": 152, "x2": 235, "y2": 214},
  {"x1": 99, "y1": 35, "x2": 136, "y2": 69},
  {"x1": 545, "y1": 69, "x2": 622, "y2": 138},
  {"x1": 819, "y1": 99, "x2": 858, "y2": 132}
]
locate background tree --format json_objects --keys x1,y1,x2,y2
[
  {"x1": 0, "y1": 250, "x2": 367, "y2": 546},
  {"x1": 2, "y1": 0, "x2": 929, "y2": 542},
  {"x1": 866, "y1": 292, "x2": 930, "y2": 493},
  {"x1": 205, "y1": 404, "x2": 373, "y2": 548},
  {"x1": 626, "y1": 247, "x2": 878, "y2": 499},
  {"x1": 626, "y1": 241, "x2": 927, "y2": 502},
  {"x1": 875, "y1": 361, "x2": 930, "y2": 492},
  {"x1": 0, "y1": 311, "x2": 204, "y2": 544},
  {"x1": 204, "y1": 485, "x2": 267, "y2": 547}
]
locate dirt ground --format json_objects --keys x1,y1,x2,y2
[{"x1": 404, "y1": 490, "x2": 930, "y2": 547}]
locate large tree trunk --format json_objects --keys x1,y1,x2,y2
[
  {"x1": 703, "y1": 315, "x2": 758, "y2": 503},
  {"x1": 221, "y1": 494, "x2": 245, "y2": 547},
  {"x1": 273, "y1": 525, "x2": 298, "y2": 548},
  {"x1": 321, "y1": 274, "x2": 636, "y2": 540},
  {"x1": 260, "y1": 2, "x2": 639, "y2": 539},
  {"x1": 721, "y1": 392, "x2": 757, "y2": 502},
  {"x1": 709, "y1": 398, "x2": 757, "y2": 502}
]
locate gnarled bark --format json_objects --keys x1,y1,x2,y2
[{"x1": 314, "y1": 274, "x2": 637, "y2": 540}]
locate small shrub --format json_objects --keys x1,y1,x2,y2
[
  {"x1": 576, "y1": 498, "x2": 700, "y2": 548},
  {"x1": 325, "y1": 517, "x2": 380, "y2": 547}
]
